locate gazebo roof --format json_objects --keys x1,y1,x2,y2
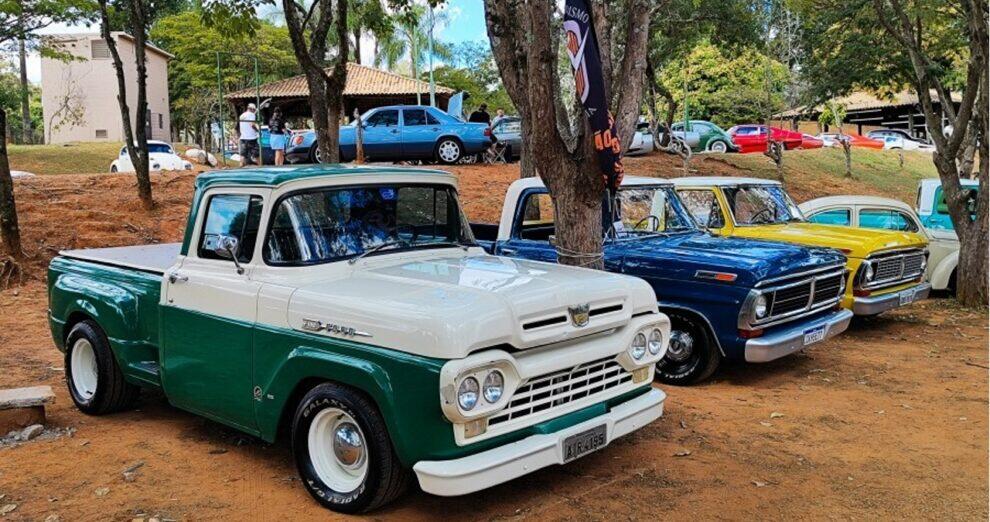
[{"x1": 225, "y1": 62, "x2": 455, "y2": 100}]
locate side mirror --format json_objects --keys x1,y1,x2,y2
[
  {"x1": 214, "y1": 235, "x2": 245, "y2": 274},
  {"x1": 548, "y1": 235, "x2": 557, "y2": 247}
]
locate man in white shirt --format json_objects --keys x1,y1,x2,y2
[{"x1": 238, "y1": 103, "x2": 259, "y2": 166}]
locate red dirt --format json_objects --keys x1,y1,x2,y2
[{"x1": 0, "y1": 156, "x2": 986, "y2": 520}]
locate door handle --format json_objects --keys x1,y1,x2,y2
[
  {"x1": 390, "y1": 129, "x2": 398, "y2": 134},
  {"x1": 431, "y1": 127, "x2": 440, "y2": 131},
  {"x1": 499, "y1": 248, "x2": 517, "y2": 255},
  {"x1": 168, "y1": 272, "x2": 188, "y2": 284}
]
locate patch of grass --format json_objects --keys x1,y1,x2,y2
[
  {"x1": 717, "y1": 148, "x2": 938, "y2": 203},
  {"x1": 8, "y1": 142, "x2": 124, "y2": 175}
]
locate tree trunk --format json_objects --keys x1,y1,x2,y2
[
  {"x1": 18, "y1": 38, "x2": 31, "y2": 144},
  {"x1": 325, "y1": 96, "x2": 343, "y2": 163},
  {"x1": 518, "y1": 117, "x2": 535, "y2": 179},
  {"x1": 0, "y1": 108, "x2": 23, "y2": 258},
  {"x1": 306, "y1": 72, "x2": 332, "y2": 163},
  {"x1": 353, "y1": 27, "x2": 362, "y2": 64},
  {"x1": 354, "y1": 108, "x2": 365, "y2": 163}
]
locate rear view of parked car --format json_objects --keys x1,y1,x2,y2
[
  {"x1": 491, "y1": 116, "x2": 522, "y2": 160},
  {"x1": 661, "y1": 120, "x2": 738, "y2": 153},
  {"x1": 727, "y1": 125, "x2": 803, "y2": 153},
  {"x1": 286, "y1": 105, "x2": 492, "y2": 164}
]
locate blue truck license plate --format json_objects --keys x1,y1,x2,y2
[{"x1": 803, "y1": 325, "x2": 827, "y2": 345}]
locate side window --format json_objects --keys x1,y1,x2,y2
[
  {"x1": 518, "y1": 192, "x2": 556, "y2": 240},
  {"x1": 403, "y1": 109, "x2": 428, "y2": 126},
  {"x1": 808, "y1": 208, "x2": 851, "y2": 226},
  {"x1": 396, "y1": 186, "x2": 452, "y2": 240},
  {"x1": 198, "y1": 194, "x2": 264, "y2": 262},
  {"x1": 859, "y1": 209, "x2": 918, "y2": 232},
  {"x1": 366, "y1": 110, "x2": 399, "y2": 127},
  {"x1": 678, "y1": 189, "x2": 724, "y2": 228},
  {"x1": 425, "y1": 110, "x2": 441, "y2": 125}
]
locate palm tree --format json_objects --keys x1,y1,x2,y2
[{"x1": 373, "y1": 5, "x2": 452, "y2": 103}]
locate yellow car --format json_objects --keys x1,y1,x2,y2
[{"x1": 672, "y1": 177, "x2": 931, "y2": 315}]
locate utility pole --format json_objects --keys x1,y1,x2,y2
[{"x1": 428, "y1": 4, "x2": 436, "y2": 107}]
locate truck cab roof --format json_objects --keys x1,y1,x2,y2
[{"x1": 194, "y1": 164, "x2": 454, "y2": 191}]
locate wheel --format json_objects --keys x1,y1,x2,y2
[
  {"x1": 65, "y1": 320, "x2": 140, "y2": 414},
  {"x1": 435, "y1": 138, "x2": 463, "y2": 164},
  {"x1": 110, "y1": 165, "x2": 118, "y2": 173},
  {"x1": 655, "y1": 312, "x2": 721, "y2": 385},
  {"x1": 292, "y1": 382, "x2": 409, "y2": 513},
  {"x1": 309, "y1": 145, "x2": 323, "y2": 164},
  {"x1": 708, "y1": 140, "x2": 728, "y2": 153}
]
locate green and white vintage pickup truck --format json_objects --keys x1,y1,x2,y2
[{"x1": 47, "y1": 165, "x2": 670, "y2": 512}]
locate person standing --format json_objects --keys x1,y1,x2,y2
[
  {"x1": 268, "y1": 107, "x2": 290, "y2": 166},
  {"x1": 491, "y1": 107, "x2": 507, "y2": 129},
  {"x1": 468, "y1": 103, "x2": 491, "y2": 124},
  {"x1": 238, "y1": 103, "x2": 259, "y2": 166}
]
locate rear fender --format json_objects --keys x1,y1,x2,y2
[
  {"x1": 50, "y1": 272, "x2": 144, "y2": 352},
  {"x1": 929, "y1": 250, "x2": 958, "y2": 290}
]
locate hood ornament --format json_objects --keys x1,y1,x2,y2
[{"x1": 568, "y1": 304, "x2": 591, "y2": 327}]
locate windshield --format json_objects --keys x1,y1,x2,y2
[
  {"x1": 264, "y1": 184, "x2": 475, "y2": 265},
  {"x1": 722, "y1": 185, "x2": 805, "y2": 225},
  {"x1": 612, "y1": 186, "x2": 697, "y2": 237},
  {"x1": 123, "y1": 143, "x2": 173, "y2": 155}
]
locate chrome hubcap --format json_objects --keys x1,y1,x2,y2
[
  {"x1": 308, "y1": 408, "x2": 368, "y2": 492},
  {"x1": 70, "y1": 338, "x2": 98, "y2": 400},
  {"x1": 711, "y1": 142, "x2": 726, "y2": 152},
  {"x1": 666, "y1": 330, "x2": 695, "y2": 362},
  {"x1": 438, "y1": 141, "x2": 460, "y2": 162}
]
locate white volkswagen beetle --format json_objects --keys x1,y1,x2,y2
[
  {"x1": 110, "y1": 140, "x2": 193, "y2": 173},
  {"x1": 799, "y1": 195, "x2": 958, "y2": 293}
]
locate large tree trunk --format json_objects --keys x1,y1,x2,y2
[
  {"x1": 306, "y1": 72, "x2": 332, "y2": 162},
  {"x1": 353, "y1": 27, "x2": 362, "y2": 64},
  {"x1": 518, "y1": 117, "x2": 535, "y2": 179},
  {"x1": 0, "y1": 108, "x2": 23, "y2": 258},
  {"x1": 18, "y1": 38, "x2": 31, "y2": 144}
]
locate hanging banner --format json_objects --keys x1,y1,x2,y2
[{"x1": 563, "y1": 0, "x2": 624, "y2": 192}]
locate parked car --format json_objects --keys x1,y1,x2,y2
[
  {"x1": 816, "y1": 133, "x2": 885, "y2": 149},
  {"x1": 110, "y1": 140, "x2": 192, "y2": 173},
  {"x1": 658, "y1": 120, "x2": 738, "y2": 153},
  {"x1": 491, "y1": 116, "x2": 522, "y2": 160},
  {"x1": 470, "y1": 176, "x2": 853, "y2": 385},
  {"x1": 916, "y1": 177, "x2": 980, "y2": 231},
  {"x1": 47, "y1": 165, "x2": 670, "y2": 513},
  {"x1": 876, "y1": 135, "x2": 936, "y2": 152},
  {"x1": 672, "y1": 177, "x2": 931, "y2": 316},
  {"x1": 800, "y1": 194, "x2": 958, "y2": 293},
  {"x1": 285, "y1": 105, "x2": 492, "y2": 164},
  {"x1": 800, "y1": 134, "x2": 825, "y2": 149},
  {"x1": 726, "y1": 125, "x2": 803, "y2": 153},
  {"x1": 866, "y1": 128, "x2": 929, "y2": 143},
  {"x1": 627, "y1": 122, "x2": 655, "y2": 155}
]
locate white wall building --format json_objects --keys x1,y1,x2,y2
[{"x1": 41, "y1": 32, "x2": 172, "y2": 144}]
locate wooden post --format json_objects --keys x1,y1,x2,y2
[{"x1": 354, "y1": 108, "x2": 365, "y2": 164}]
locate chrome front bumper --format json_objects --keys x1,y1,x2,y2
[
  {"x1": 744, "y1": 308, "x2": 853, "y2": 363},
  {"x1": 853, "y1": 282, "x2": 931, "y2": 315},
  {"x1": 413, "y1": 388, "x2": 665, "y2": 497}
]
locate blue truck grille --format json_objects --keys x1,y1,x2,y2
[{"x1": 754, "y1": 266, "x2": 846, "y2": 328}]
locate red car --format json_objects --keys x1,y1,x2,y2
[
  {"x1": 800, "y1": 134, "x2": 824, "y2": 149},
  {"x1": 726, "y1": 125, "x2": 803, "y2": 154},
  {"x1": 818, "y1": 133, "x2": 885, "y2": 149}
]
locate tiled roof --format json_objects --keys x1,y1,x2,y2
[
  {"x1": 226, "y1": 62, "x2": 455, "y2": 100},
  {"x1": 777, "y1": 90, "x2": 962, "y2": 117}
]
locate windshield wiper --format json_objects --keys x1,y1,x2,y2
[
  {"x1": 406, "y1": 240, "x2": 474, "y2": 251},
  {"x1": 348, "y1": 239, "x2": 409, "y2": 264}
]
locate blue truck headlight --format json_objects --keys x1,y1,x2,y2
[
  {"x1": 630, "y1": 333, "x2": 647, "y2": 360},
  {"x1": 754, "y1": 294, "x2": 769, "y2": 319},
  {"x1": 457, "y1": 377, "x2": 479, "y2": 411},
  {"x1": 483, "y1": 371, "x2": 504, "y2": 403}
]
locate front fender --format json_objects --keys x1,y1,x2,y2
[{"x1": 929, "y1": 250, "x2": 958, "y2": 290}]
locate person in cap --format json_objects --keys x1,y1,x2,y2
[
  {"x1": 469, "y1": 103, "x2": 491, "y2": 124},
  {"x1": 238, "y1": 103, "x2": 259, "y2": 166}
]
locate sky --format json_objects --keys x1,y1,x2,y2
[{"x1": 15, "y1": 0, "x2": 491, "y2": 85}]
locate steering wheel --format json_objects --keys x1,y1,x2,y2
[
  {"x1": 749, "y1": 207, "x2": 774, "y2": 224},
  {"x1": 633, "y1": 215, "x2": 661, "y2": 232}
]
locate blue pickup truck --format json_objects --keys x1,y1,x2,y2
[{"x1": 471, "y1": 176, "x2": 854, "y2": 384}]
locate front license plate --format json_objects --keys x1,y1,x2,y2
[
  {"x1": 899, "y1": 289, "x2": 916, "y2": 305},
  {"x1": 562, "y1": 424, "x2": 608, "y2": 463},
  {"x1": 803, "y1": 325, "x2": 827, "y2": 346}
]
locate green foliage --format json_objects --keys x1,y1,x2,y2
[
  {"x1": 818, "y1": 102, "x2": 846, "y2": 128},
  {"x1": 0, "y1": 0, "x2": 92, "y2": 45},
  {"x1": 660, "y1": 41, "x2": 789, "y2": 127},
  {"x1": 0, "y1": 64, "x2": 43, "y2": 142},
  {"x1": 150, "y1": 10, "x2": 301, "y2": 133},
  {"x1": 438, "y1": 41, "x2": 514, "y2": 113}
]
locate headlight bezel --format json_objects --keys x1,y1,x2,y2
[{"x1": 753, "y1": 293, "x2": 769, "y2": 319}]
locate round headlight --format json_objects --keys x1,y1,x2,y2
[
  {"x1": 862, "y1": 262, "x2": 875, "y2": 282},
  {"x1": 483, "y1": 371, "x2": 504, "y2": 403},
  {"x1": 631, "y1": 333, "x2": 647, "y2": 360},
  {"x1": 457, "y1": 377, "x2": 479, "y2": 411},
  {"x1": 919, "y1": 256, "x2": 928, "y2": 271},
  {"x1": 648, "y1": 328, "x2": 663, "y2": 355},
  {"x1": 754, "y1": 294, "x2": 769, "y2": 319}
]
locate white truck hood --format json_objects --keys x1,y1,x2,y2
[{"x1": 285, "y1": 253, "x2": 658, "y2": 359}]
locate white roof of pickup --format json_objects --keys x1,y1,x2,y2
[{"x1": 670, "y1": 177, "x2": 780, "y2": 187}]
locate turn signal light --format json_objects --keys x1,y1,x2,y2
[{"x1": 738, "y1": 328, "x2": 764, "y2": 339}]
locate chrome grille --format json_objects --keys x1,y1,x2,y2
[
  {"x1": 488, "y1": 357, "x2": 633, "y2": 427},
  {"x1": 749, "y1": 265, "x2": 846, "y2": 329},
  {"x1": 864, "y1": 249, "x2": 927, "y2": 290}
]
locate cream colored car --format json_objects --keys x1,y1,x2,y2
[{"x1": 799, "y1": 195, "x2": 958, "y2": 292}]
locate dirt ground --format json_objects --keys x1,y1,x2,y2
[{"x1": 0, "y1": 155, "x2": 987, "y2": 521}]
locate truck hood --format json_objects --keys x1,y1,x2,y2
[
  {"x1": 286, "y1": 252, "x2": 658, "y2": 360},
  {"x1": 731, "y1": 223, "x2": 927, "y2": 258},
  {"x1": 617, "y1": 231, "x2": 845, "y2": 287}
]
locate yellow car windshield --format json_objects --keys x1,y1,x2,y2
[{"x1": 722, "y1": 185, "x2": 805, "y2": 226}]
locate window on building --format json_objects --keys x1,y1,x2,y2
[
  {"x1": 158, "y1": 114, "x2": 163, "y2": 129},
  {"x1": 95, "y1": 129, "x2": 108, "y2": 139},
  {"x1": 91, "y1": 40, "x2": 110, "y2": 59}
]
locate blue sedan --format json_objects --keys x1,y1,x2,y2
[{"x1": 285, "y1": 105, "x2": 492, "y2": 164}]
